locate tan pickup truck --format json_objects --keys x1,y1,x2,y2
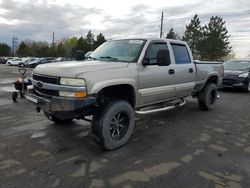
[{"x1": 26, "y1": 38, "x2": 223, "y2": 150}]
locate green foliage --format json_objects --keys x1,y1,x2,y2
[
  {"x1": 166, "y1": 28, "x2": 177, "y2": 39},
  {"x1": 0, "y1": 43, "x2": 11, "y2": 56},
  {"x1": 199, "y1": 16, "x2": 232, "y2": 60},
  {"x1": 14, "y1": 31, "x2": 106, "y2": 58},
  {"x1": 182, "y1": 14, "x2": 202, "y2": 58},
  {"x1": 94, "y1": 33, "x2": 106, "y2": 50},
  {"x1": 183, "y1": 15, "x2": 231, "y2": 60}
]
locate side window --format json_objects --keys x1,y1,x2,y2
[
  {"x1": 171, "y1": 44, "x2": 191, "y2": 64},
  {"x1": 145, "y1": 43, "x2": 167, "y2": 65}
]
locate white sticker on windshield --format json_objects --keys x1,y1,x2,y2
[{"x1": 129, "y1": 40, "x2": 144, "y2": 44}]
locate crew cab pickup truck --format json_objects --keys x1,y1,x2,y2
[{"x1": 26, "y1": 38, "x2": 223, "y2": 150}]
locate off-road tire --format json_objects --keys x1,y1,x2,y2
[
  {"x1": 92, "y1": 100, "x2": 135, "y2": 150},
  {"x1": 198, "y1": 83, "x2": 217, "y2": 111},
  {"x1": 44, "y1": 111, "x2": 73, "y2": 125}
]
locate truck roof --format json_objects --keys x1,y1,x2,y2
[{"x1": 110, "y1": 37, "x2": 187, "y2": 45}]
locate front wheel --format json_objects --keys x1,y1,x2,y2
[
  {"x1": 44, "y1": 111, "x2": 73, "y2": 125},
  {"x1": 92, "y1": 100, "x2": 135, "y2": 150},
  {"x1": 198, "y1": 83, "x2": 217, "y2": 111}
]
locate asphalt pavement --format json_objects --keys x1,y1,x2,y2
[{"x1": 0, "y1": 64, "x2": 250, "y2": 188}]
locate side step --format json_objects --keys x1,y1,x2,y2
[{"x1": 135, "y1": 98, "x2": 186, "y2": 115}]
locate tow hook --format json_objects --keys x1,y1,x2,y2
[{"x1": 35, "y1": 107, "x2": 41, "y2": 113}]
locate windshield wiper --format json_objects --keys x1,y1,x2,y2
[{"x1": 99, "y1": 56, "x2": 120, "y2": 61}]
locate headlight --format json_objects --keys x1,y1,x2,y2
[
  {"x1": 60, "y1": 78, "x2": 85, "y2": 86},
  {"x1": 238, "y1": 73, "x2": 249, "y2": 78}
]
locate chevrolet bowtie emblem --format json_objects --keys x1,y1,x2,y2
[{"x1": 37, "y1": 81, "x2": 43, "y2": 88}]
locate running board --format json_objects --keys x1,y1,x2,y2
[{"x1": 135, "y1": 98, "x2": 186, "y2": 115}]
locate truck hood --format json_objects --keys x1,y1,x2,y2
[{"x1": 33, "y1": 61, "x2": 129, "y2": 77}]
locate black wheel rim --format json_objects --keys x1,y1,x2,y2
[
  {"x1": 110, "y1": 112, "x2": 130, "y2": 141},
  {"x1": 209, "y1": 89, "x2": 216, "y2": 105}
]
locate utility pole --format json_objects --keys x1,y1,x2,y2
[
  {"x1": 12, "y1": 36, "x2": 18, "y2": 55},
  {"x1": 52, "y1": 31, "x2": 55, "y2": 46},
  {"x1": 160, "y1": 12, "x2": 164, "y2": 38}
]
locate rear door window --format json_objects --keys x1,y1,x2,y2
[{"x1": 171, "y1": 44, "x2": 191, "y2": 64}]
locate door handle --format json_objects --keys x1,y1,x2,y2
[
  {"x1": 169, "y1": 69, "x2": 175, "y2": 75},
  {"x1": 189, "y1": 68, "x2": 194, "y2": 73}
]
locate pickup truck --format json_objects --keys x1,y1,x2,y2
[{"x1": 26, "y1": 38, "x2": 223, "y2": 150}]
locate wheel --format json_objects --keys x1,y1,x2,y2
[
  {"x1": 198, "y1": 83, "x2": 217, "y2": 111},
  {"x1": 7, "y1": 63, "x2": 11, "y2": 66},
  {"x1": 92, "y1": 100, "x2": 135, "y2": 150},
  {"x1": 44, "y1": 111, "x2": 73, "y2": 125},
  {"x1": 12, "y1": 92, "x2": 18, "y2": 102},
  {"x1": 19, "y1": 63, "x2": 25, "y2": 68}
]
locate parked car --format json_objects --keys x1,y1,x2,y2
[
  {"x1": 222, "y1": 60, "x2": 250, "y2": 92},
  {"x1": 26, "y1": 38, "x2": 223, "y2": 150},
  {"x1": 18, "y1": 58, "x2": 44, "y2": 68},
  {"x1": 6, "y1": 57, "x2": 24, "y2": 66},
  {"x1": 0, "y1": 57, "x2": 7, "y2": 64}
]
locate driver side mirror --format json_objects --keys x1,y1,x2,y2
[{"x1": 157, "y1": 49, "x2": 171, "y2": 66}]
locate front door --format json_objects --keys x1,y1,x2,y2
[{"x1": 138, "y1": 41, "x2": 175, "y2": 106}]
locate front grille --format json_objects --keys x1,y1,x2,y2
[
  {"x1": 34, "y1": 86, "x2": 59, "y2": 96},
  {"x1": 33, "y1": 74, "x2": 59, "y2": 84},
  {"x1": 33, "y1": 74, "x2": 59, "y2": 96}
]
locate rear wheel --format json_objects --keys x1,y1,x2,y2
[
  {"x1": 44, "y1": 111, "x2": 73, "y2": 125},
  {"x1": 92, "y1": 100, "x2": 135, "y2": 150},
  {"x1": 198, "y1": 83, "x2": 217, "y2": 111}
]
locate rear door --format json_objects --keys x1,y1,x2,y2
[{"x1": 170, "y1": 43, "x2": 196, "y2": 97}]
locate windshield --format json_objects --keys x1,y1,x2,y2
[
  {"x1": 224, "y1": 61, "x2": 250, "y2": 70},
  {"x1": 89, "y1": 39, "x2": 146, "y2": 62}
]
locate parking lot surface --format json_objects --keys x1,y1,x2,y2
[{"x1": 0, "y1": 64, "x2": 250, "y2": 188}]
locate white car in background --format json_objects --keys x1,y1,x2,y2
[{"x1": 6, "y1": 57, "x2": 24, "y2": 66}]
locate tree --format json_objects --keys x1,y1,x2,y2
[
  {"x1": 166, "y1": 28, "x2": 177, "y2": 39},
  {"x1": 64, "y1": 37, "x2": 78, "y2": 57},
  {"x1": 86, "y1": 30, "x2": 95, "y2": 51},
  {"x1": 0, "y1": 43, "x2": 11, "y2": 56},
  {"x1": 182, "y1": 14, "x2": 202, "y2": 58},
  {"x1": 16, "y1": 42, "x2": 29, "y2": 56},
  {"x1": 56, "y1": 42, "x2": 66, "y2": 57},
  {"x1": 199, "y1": 16, "x2": 231, "y2": 60},
  {"x1": 94, "y1": 33, "x2": 106, "y2": 49}
]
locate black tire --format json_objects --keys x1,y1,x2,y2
[
  {"x1": 198, "y1": 83, "x2": 217, "y2": 111},
  {"x1": 92, "y1": 100, "x2": 135, "y2": 150},
  {"x1": 8, "y1": 63, "x2": 11, "y2": 66},
  {"x1": 44, "y1": 111, "x2": 73, "y2": 125},
  {"x1": 12, "y1": 92, "x2": 18, "y2": 102},
  {"x1": 19, "y1": 63, "x2": 25, "y2": 68}
]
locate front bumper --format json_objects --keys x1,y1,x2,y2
[
  {"x1": 221, "y1": 77, "x2": 249, "y2": 88},
  {"x1": 26, "y1": 91, "x2": 96, "y2": 120}
]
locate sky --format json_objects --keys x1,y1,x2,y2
[{"x1": 0, "y1": 0, "x2": 250, "y2": 58}]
